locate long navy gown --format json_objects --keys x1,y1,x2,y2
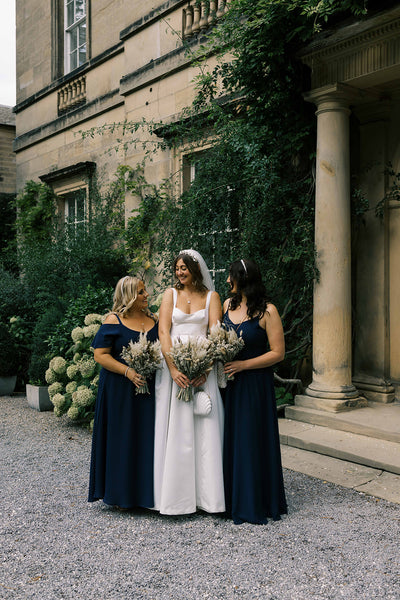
[
  {"x1": 88, "y1": 317, "x2": 158, "y2": 509},
  {"x1": 222, "y1": 312, "x2": 287, "y2": 524}
]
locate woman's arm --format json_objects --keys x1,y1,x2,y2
[
  {"x1": 158, "y1": 289, "x2": 190, "y2": 388},
  {"x1": 93, "y1": 315, "x2": 145, "y2": 388},
  {"x1": 224, "y1": 303, "x2": 285, "y2": 375},
  {"x1": 208, "y1": 291, "x2": 223, "y2": 328}
]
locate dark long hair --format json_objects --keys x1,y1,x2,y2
[
  {"x1": 173, "y1": 253, "x2": 208, "y2": 293},
  {"x1": 228, "y1": 259, "x2": 269, "y2": 319}
]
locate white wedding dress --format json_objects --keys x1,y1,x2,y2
[{"x1": 154, "y1": 288, "x2": 225, "y2": 515}]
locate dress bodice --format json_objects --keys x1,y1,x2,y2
[
  {"x1": 92, "y1": 319, "x2": 159, "y2": 364},
  {"x1": 171, "y1": 288, "x2": 211, "y2": 339},
  {"x1": 223, "y1": 311, "x2": 269, "y2": 360}
]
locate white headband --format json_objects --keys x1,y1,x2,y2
[{"x1": 241, "y1": 259, "x2": 247, "y2": 274}]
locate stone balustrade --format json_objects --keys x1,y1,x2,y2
[
  {"x1": 57, "y1": 75, "x2": 86, "y2": 114},
  {"x1": 183, "y1": 0, "x2": 229, "y2": 39}
]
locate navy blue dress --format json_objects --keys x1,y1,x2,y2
[
  {"x1": 222, "y1": 312, "x2": 287, "y2": 524},
  {"x1": 88, "y1": 317, "x2": 158, "y2": 509}
]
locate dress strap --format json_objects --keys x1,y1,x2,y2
[
  {"x1": 172, "y1": 287, "x2": 178, "y2": 308},
  {"x1": 114, "y1": 313, "x2": 123, "y2": 325}
]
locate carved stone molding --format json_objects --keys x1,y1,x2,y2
[{"x1": 301, "y1": 10, "x2": 400, "y2": 90}]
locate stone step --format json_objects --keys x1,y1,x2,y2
[
  {"x1": 279, "y1": 418, "x2": 400, "y2": 475},
  {"x1": 285, "y1": 403, "x2": 400, "y2": 444}
]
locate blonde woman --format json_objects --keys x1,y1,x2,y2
[{"x1": 88, "y1": 276, "x2": 158, "y2": 510}]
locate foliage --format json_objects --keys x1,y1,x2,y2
[
  {"x1": 15, "y1": 181, "x2": 56, "y2": 244},
  {"x1": 0, "y1": 322, "x2": 22, "y2": 377},
  {"x1": 0, "y1": 193, "x2": 17, "y2": 271},
  {"x1": 46, "y1": 314, "x2": 102, "y2": 426},
  {"x1": 28, "y1": 304, "x2": 66, "y2": 385},
  {"x1": 46, "y1": 285, "x2": 112, "y2": 357}
]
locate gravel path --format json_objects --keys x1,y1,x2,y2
[{"x1": 1, "y1": 396, "x2": 399, "y2": 600}]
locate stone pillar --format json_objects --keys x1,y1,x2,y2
[{"x1": 295, "y1": 84, "x2": 367, "y2": 412}]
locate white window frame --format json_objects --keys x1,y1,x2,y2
[
  {"x1": 57, "y1": 185, "x2": 88, "y2": 236},
  {"x1": 64, "y1": 0, "x2": 87, "y2": 74}
]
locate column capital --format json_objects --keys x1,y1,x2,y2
[{"x1": 304, "y1": 83, "x2": 363, "y2": 113}]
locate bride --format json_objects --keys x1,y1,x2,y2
[{"x1": 154, "y1": 249, "x2": 225, "y2": 515}]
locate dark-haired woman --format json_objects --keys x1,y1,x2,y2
[
  {"x1": 154, "y1": 249, "x2": 225, "y2": 515},
  {"x1": 222, "y1": 259, "x2": 287, "y2": 524}
]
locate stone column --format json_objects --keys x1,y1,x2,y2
[{"x1": 295, "y1": 84, "x2": 367, "y2": 412}]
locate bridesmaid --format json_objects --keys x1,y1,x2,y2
[
  {"x1": 88, "y1": 276, "x2": 158, "y2": 510},
  {"x1": 222, "y1": 259, "x2": 287, "y2": 524}
]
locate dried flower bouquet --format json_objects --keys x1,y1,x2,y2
[{"x1": 121, "y1": 332, "x2": 162, "y2": 394}]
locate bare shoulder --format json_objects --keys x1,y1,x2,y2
[
  {"x1": 103, "y1": 313, "x2": 119, "y2": 325},
  {"x1": 210, "y1": 290, "x2": 221, "y2": 302},
  {"x1": 160, "y1": 288, "x2": 174, "y2": 304},
  {"x1": 222, "y1": 298, "x2": 230, "y2": 312},
  {"x1": 265, "y1": 303, "x2": 281, "y2": 318}
]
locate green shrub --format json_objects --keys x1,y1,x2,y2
[
  {"x1": 28, "y1": 304, "x2": 66, "y2": 385},
  {"x1": 47, "y1": 313, "x2": 103, "y2": 426},
  {"x1": 47, "y1": 285, "x2": 112, "y2": 357},
  {"x1": 0, "y1": 323, "x2": 22, "y2": 377}
]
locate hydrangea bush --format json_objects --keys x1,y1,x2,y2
[{"x1": 46, "y1": 313, "x2": 104, "y2": 426}]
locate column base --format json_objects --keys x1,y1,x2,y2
[
  {"x1": 353, "y1": 376, "x2": 395, "y2": 404},
  {"x1": 294, "y1": 393, "x2": 368, "y2": 413}
]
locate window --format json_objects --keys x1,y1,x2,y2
[
  {"x1": 65, "y1": 0, "x2": 87, "y2": 73},
  {"x1": 60, "y1": 187, "x2": 87, "y2": 236}
]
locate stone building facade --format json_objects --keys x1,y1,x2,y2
[
  {"x1": 0, "y1": 105, "x2": 16, "y2": 194},
  {"x1": 14, "y1": 1, "x2": 400, "y2": 410}
]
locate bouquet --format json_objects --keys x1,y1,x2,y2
[
  {"x1": 121, "y1": 332, "x2": 162, "y2": 394},
  {"x1": 208, "y1": 321, "x2": 245, "y2": 388},
  {"x1": 167, "y1": 336, "x2": 213, "y2": 403}
]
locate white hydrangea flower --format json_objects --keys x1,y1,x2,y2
[
  {"x1": 72, "y1": 386, "x2": 94, "y2": 407},
  {"x1": 49, "y1": 356, "x2": 67, "y2": 375},
  {"x1": 83, "y1": 323, "x2": 100, "y2": 339},
  {"x1": 84, "y1": 314, "x2": 103, "y2": 326},
  {"x1": 79, "y1": 358, "x2": 96, "y2": 378},
  {"x1": 66, "y1": 381, "x2": 78, "y2": 394},
  {"x1": 67, "y1": 404, "x2": 81, "y2": 420},
  {"x1": 91, "y1": 374, "x2": 100, "y2": 387},
  {"x1": 71, "y1": 327, "x2": 84, "y2": 343},
  {"x1": 45, "y1": 368, "x2": 57, "y2": 384},
  {"x1": 66, "y1": 364, "x2": 79, "y2": 380},
  {"x1": 51, "y1": 393, "x2": 66, "y2": 408},
  {"x1": 48, "y1": 381, "x2": 64, "y2": 398}
]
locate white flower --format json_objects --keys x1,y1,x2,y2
[
  {"x1": 71, "y1": 327, "x2": 84, "y2": 343},
  {"x1": 79, "y1": 358, "x2": 97, "y2": 378},
  {"x1": 72, "y1": 386, "x2": 95, "y2": 407},
  {"x1": 45, "y1": 368, "x2": 57, "y2": 384},
  {"x1": 48, "y1": 382, "x2": 64, "y2": 398},
  {"x1": 51, "y1": 393, "x2": 67, "y2": 409},
  {"x1": 83, "y1": 324, "x2": 100, "y2": 338},
  {"x1": 66, "y1": 364, "x2": 79, "y2": 380},
  {"x1": 84, "y1": 314, "x2": 103, "y2": 326},
  {"x1": 91, "y1": 374, "x2": 100, "y2": 387},
  {"x1": 66, "y1": 381, "x2": 78, "y2": 394},
  {"x1": 49, "y1": 356, "x2": 67, "y2": 375},
  {"x1": 67, "y1": 404, "x2": 81, "y2": 420}
]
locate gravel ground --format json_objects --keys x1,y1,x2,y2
[{"x1": 1, "y1": 396, "x2": 400, "y2": 600}]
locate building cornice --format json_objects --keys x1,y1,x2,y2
[{"x1": 300, "y1": 7, "x2": 400, "y2": 91}]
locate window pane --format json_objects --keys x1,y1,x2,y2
[
  {"x1": 66, "y1": 1, "x2": 74, "y2": 27},
  {"x1": 76, "y1": 196, "x2": 85, "y2": 221},
  {"x1": 78, "y1": 45, "x2": 86, "y2": 66},
  {"x1": 70, "y1": 27, "x2": 78, "y2": 50},
  {"x1": 67, "y1": 198, "x2": 75, "y2": 222},
  {"x1": 70, "y1": 50, "x2": 77, "y2": 71},
  {"x1": 76, "y1": 0, "x2": 86, "y2": 20}
]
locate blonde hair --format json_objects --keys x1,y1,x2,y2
[{"x1": 111, "y1": 276, "x2": 142, "y2": 315}]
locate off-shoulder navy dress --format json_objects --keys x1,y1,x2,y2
[
  {"x1": 88, "y1": 317, "x2": 158, "y2": 509},
  {"x1": 222, "y1": 312, "x2": 287, "y2": 524}
]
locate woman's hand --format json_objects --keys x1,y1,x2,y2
[
  {"x1": 224, "y1": 360, "x2": 245, "y2": 376},
  {"x1": 126, "y1": 368, "x2": 146, "y2": 389},
  {"x1": 191, "y1": 373, "x2": 208, "y2": 388},
  {"x1": 170, "y1": 366, "x2": 191, "y2": 389}
]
